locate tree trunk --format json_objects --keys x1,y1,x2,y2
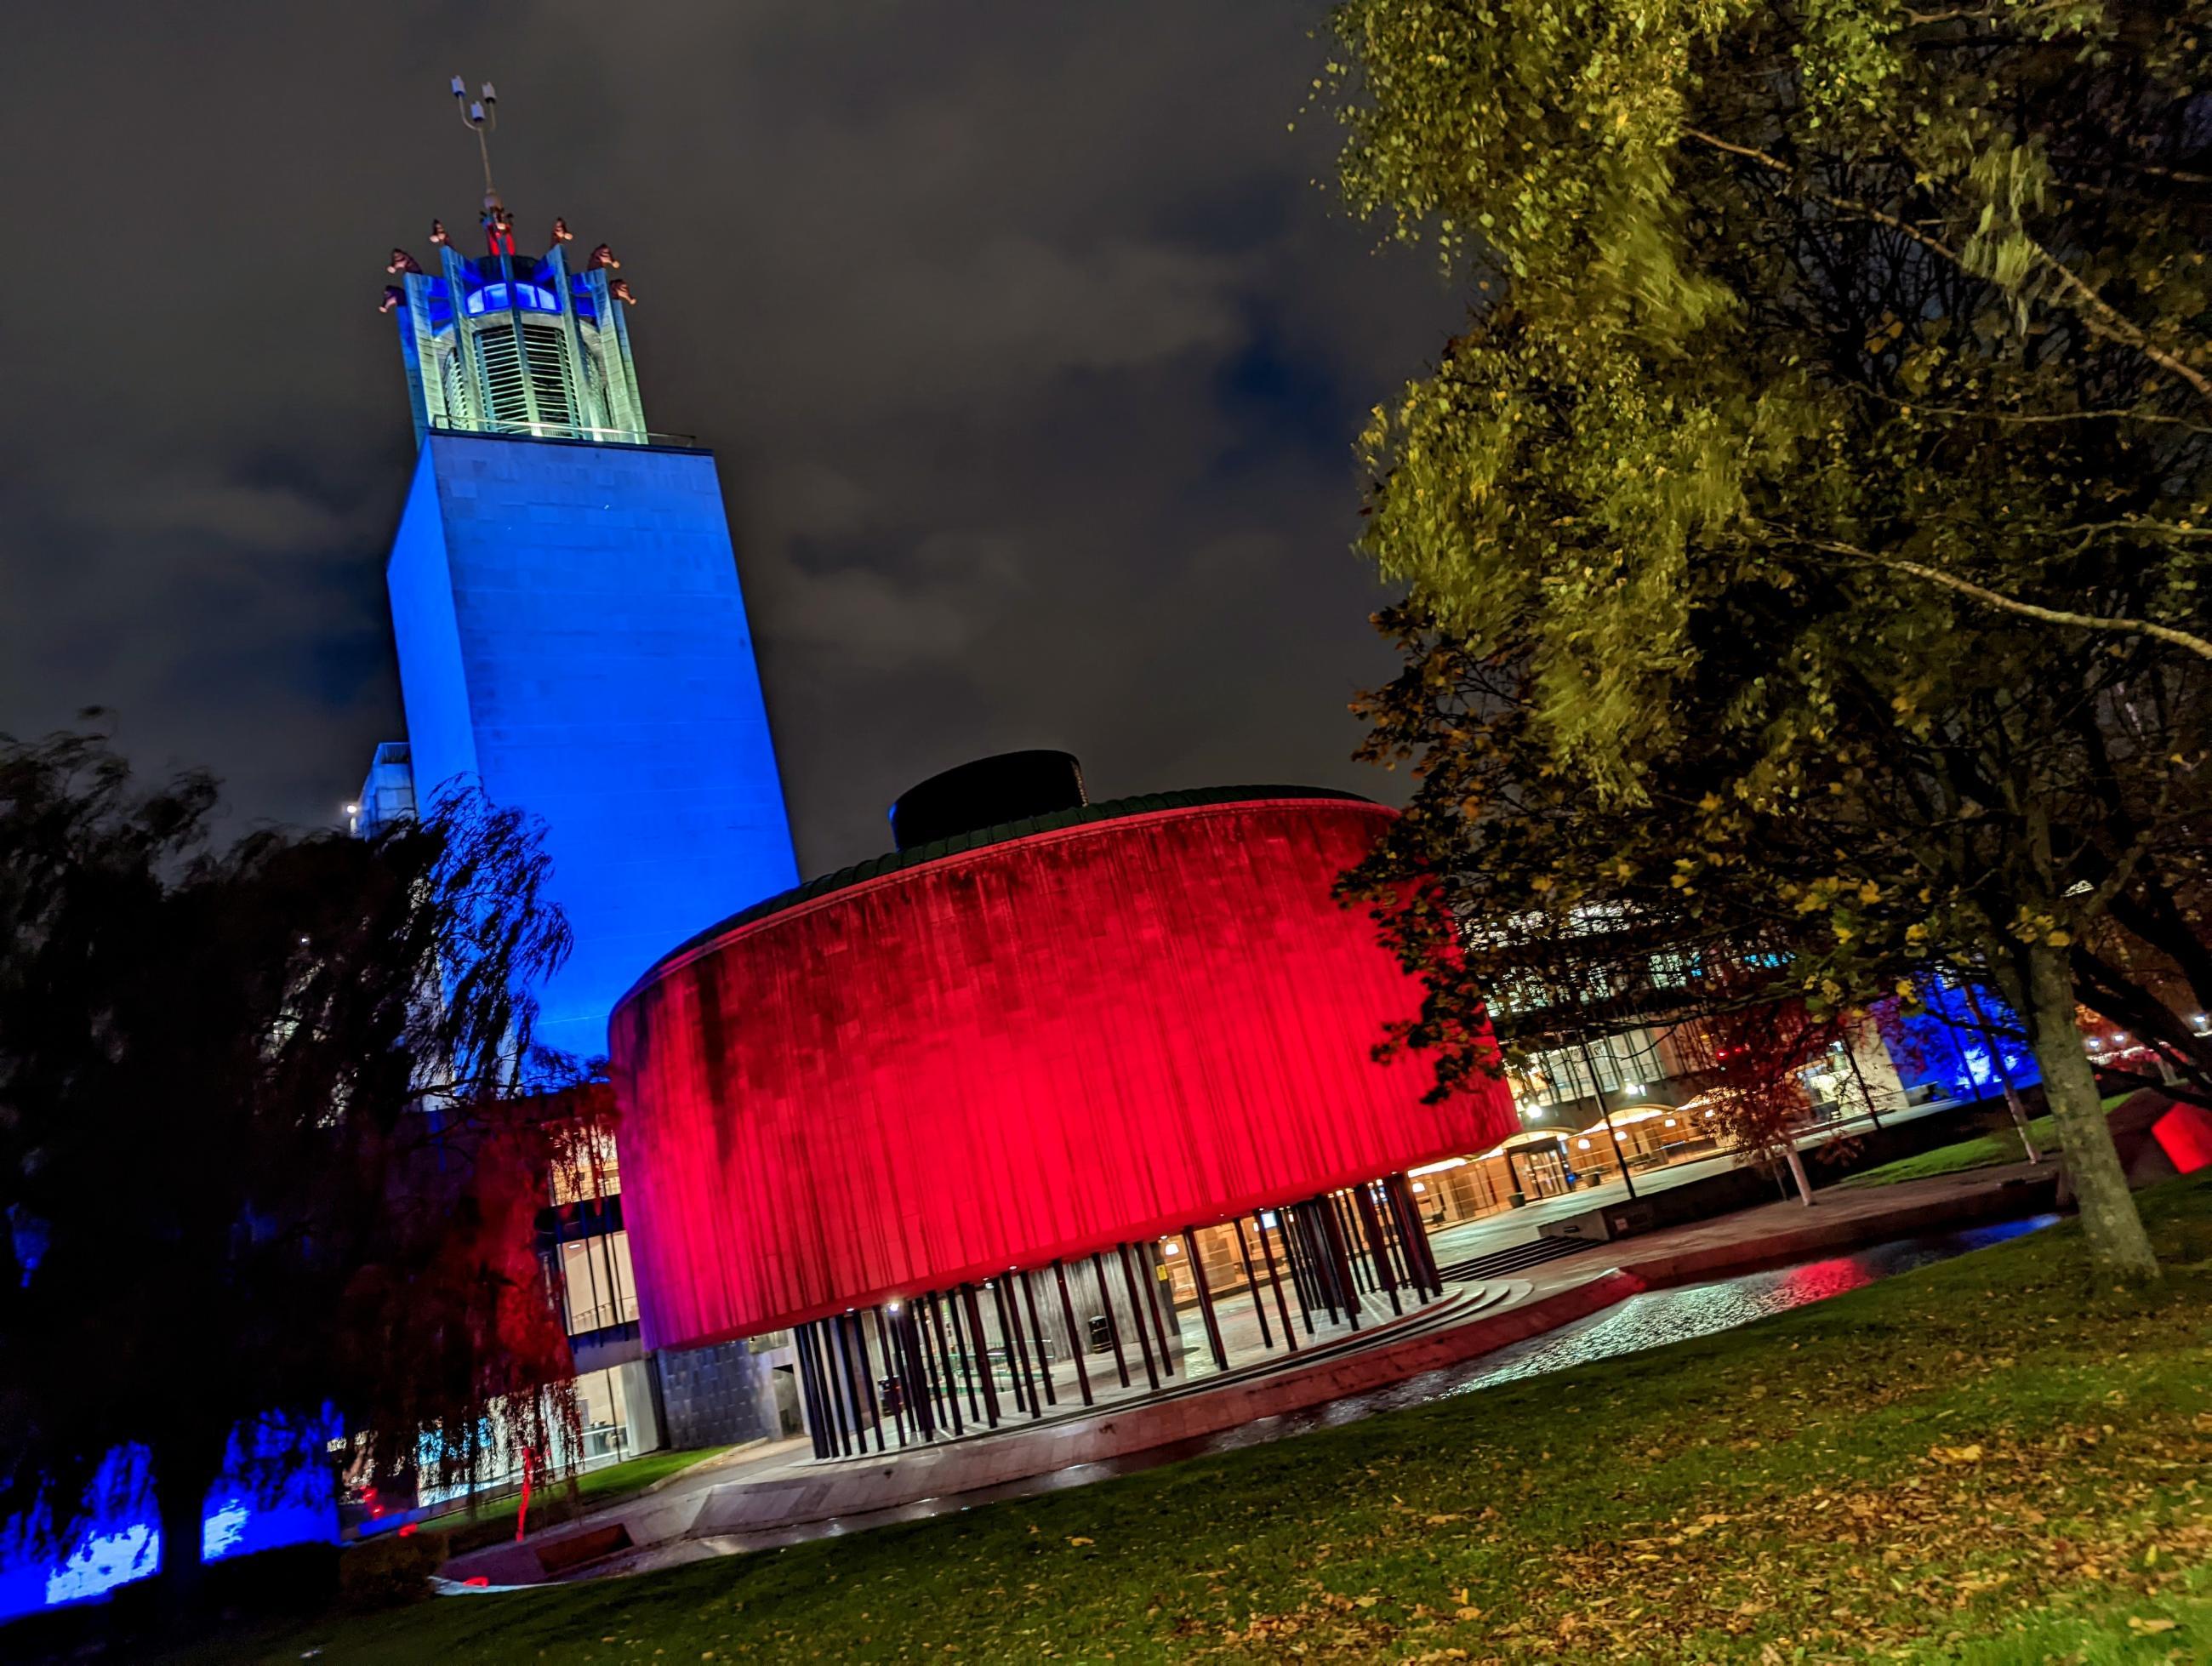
[
  {"x1": 1959, "y1": 979, "x2": 2040, "y2": 1162},
  {"x1": 2024, "y1": 939, "x2": 2159, "y2": 1279},
  {"x1": 1783, "y1": 1144, "x2": 1816, "y2": 1206},
  {"x1": 152, "y1": 1435, "x2": 220, "y2": 1623},
  {"x1": 2000, "y1": 1081, "x2": 2042, "y2": 1163}
]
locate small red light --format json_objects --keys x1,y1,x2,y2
[
  {"x1": 398, "y1": 1522, "x2": 419, "y2": 1538},
  {"x1": 465, "y1": 1576, "x2": 490, "y2": 1587}
]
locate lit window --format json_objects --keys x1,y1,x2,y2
[{"x1": 464, "y1": 282, "x2": 558, "y2": 317}]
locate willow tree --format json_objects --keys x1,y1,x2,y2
[
  {"x1": 0, "y1": 730, "x2": 579, "y2": 1608},
  {"x1": 1326, "y1": 0, "x2": 2212, "y2": 1276}
]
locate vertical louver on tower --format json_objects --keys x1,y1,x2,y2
[
  {"x1": 476, "y1": 323, "x2": 529, "y2": 425},
  {"x1": 520, "y1": 322, "x2": 576, "y2": 427}
]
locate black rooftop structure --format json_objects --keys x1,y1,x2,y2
[{"x1": 890, "y1": 750, "x2": 1089, "y2": 851}]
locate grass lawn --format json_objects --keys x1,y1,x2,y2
[
  {"x1": 1840, "y1": 1093, "x2": 2143, "y2": 1191},
  {"x1": 157, "y1": 1174, "x2": 2212, "y2": 1663},
  {"x1": 412, "y1": 1446, "x2": 733, "y2": 1545},
  {"x1": 1839, "y1": 1115, "x2": 2061, "y2": 1190}
]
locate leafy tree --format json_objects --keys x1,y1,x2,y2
[
  {"x1": 1325, "y1": 0, "x2": 2212, "y2": 1275},
  {"x1": 0, "y1": 728, "x2": 579, "y2": 1606}
]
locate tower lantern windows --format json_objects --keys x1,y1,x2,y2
[{"x1": 463, "y1": 280, "x2": 559, "y2": 317}]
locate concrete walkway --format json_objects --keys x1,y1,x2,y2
[
  {"x1": 1424, "y1": 1096, "x2": 1969, "y2": 1271},
  {"x1": 439, "y1": 1158, "x2": 2055, "y2": 1590}
]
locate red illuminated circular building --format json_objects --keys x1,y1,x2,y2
[{"x1": 611, "y1": 754, "x2": 1514, "y2": 1458}]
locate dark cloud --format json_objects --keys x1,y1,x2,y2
[{"x1": 0, "y1": 2, "x2": 1450, "y2": 872}]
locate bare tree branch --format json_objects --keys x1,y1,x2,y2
[{"x1": 1772, "y1": 527, "x2": 2212, "y2": 661}]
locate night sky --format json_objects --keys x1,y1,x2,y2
[{"x1": 1, "y1": 3, "x2": 1451, "y2": 875}]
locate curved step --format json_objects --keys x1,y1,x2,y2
[{"x1": 1436, "y1": 1233, "x2": 1588, "y2": 1282}]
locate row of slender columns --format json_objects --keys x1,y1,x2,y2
[
  {"x1": 794, "y1": 1242, "x2": 1180, "y2": 1460},
  {"x1": 792, "y1": 1172, "x2": 1445, "y2": 1462}
]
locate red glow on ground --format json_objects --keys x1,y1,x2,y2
[
  {"x1": 1772, "y1": 1258, "x2": 1879, "y2": 1304},
  {"x1": 613, "y1": 799, "x2": 1515, "y2": 1348}
]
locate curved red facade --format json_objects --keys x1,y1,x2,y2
[{"x1": 610, "y1": 796, "x2": 1514, "y2": 1351}]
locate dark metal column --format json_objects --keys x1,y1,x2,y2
[
  {"x1": 1183, "y1": 1229, "x2": 1229, "y2": 1371},
  {"x1": 989, "y1": 1278, "x2": 1033, "y2": 1415},
  {"x1": 944, "y1": 1289, "x2": 983, "y2": 1424},
  {"x1": 1091, "y1": 1252, "x2": 1132, "y2": 1389},
  {"x1": 1115, "y1": 1243, "x2": 1161, "y2": 1390},
  {"x1": 795, "y1": 1321, "x2": 830, "y2": 1458},
  {"x1": 1371, "y1": 1181, "x2": 1415, "y2": 1292},
  {"x1": 902, "y1": 1306, "x2": 938, "y2": 1440},
  {"x1": 925, "y1": 1292, "x2": 964, "y2": 1436},
  {"x1": 1137, "y1": 1245, "x2": 1176, "y2": 1374},
  {"x1": 905, "y1": 1301, "x2": 944, "y2": 1438},
  {"x1": 960, "y1": 1283, "x2": 1001, "y2": 1427},
  {"x1": 1253, "y1": 1212, "x2": 1299, "y2": 1351},
  {"x1": 1291, "y1": 1203, "x2": 1318, "y2": 1318},
  {"x1": 1002, "y1": 1275, "x2": 1043, "y2": 1420},
  {"x1": 813, "y1": 1318, "x2": 845, "y2": 1451},
  {"x1": 1331, "y1": 1192, "x2": 1372, "y2": 1294},
  {"x1": 832, "y1": 1315, "x2": 870, "y2": 1453},
  {"x1": 1052, "y1": 1260, "x2": 1093, "y2": 1406},
  {"x1": 893, "y1": 1309, "x2": 929, "y2": 1433},
  {"x1": 1018, "y1": 1272, "x2": 1058, "y2": 1407},
  {"x1": 1351, "y1": 1183, "x2": 1404, "y2": 1315},
  {"x1": 850, "y1": 1313, "x2": 887, "y2": 1452},
  {"x1": 1231, "y1": 1218, "x2": 1273, "y2": 1349},
  {"x1": 1317, "y1": 1195, "x2": 1364, "y2": 1329},
  {"x1": 871, "y1": 1308, "x2": 909, "y2": 1448},
  {"x1": 1388, "y1": 1173, "x2": 1444, "y2": 1298},
  {"x1": 1380, "y1": 1176, "x2": 1425, "y2": 1299}
]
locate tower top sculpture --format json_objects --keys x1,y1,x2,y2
[{"x1": 378, "y1": 78, "x2": 645, "y2": 446}]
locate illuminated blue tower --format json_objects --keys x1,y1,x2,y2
[{"x1": 366, "y1": 106, "x2": 798, "y2": 1061}]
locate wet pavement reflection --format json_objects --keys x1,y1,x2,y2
[{"x1": 1439, "y1": 1212, "x2": 2058, "y2": 1396}]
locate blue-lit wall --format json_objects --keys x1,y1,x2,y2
[
  {"x1": 0, "y1": 1424, "x2": 335, "y2": 1623},
  {"x1": 1884, "y1": 982, "x2": 2044, "y2": 1103},
  {"x1": 388, "y1": 433, "x2": 799, "y2": 1060}
]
